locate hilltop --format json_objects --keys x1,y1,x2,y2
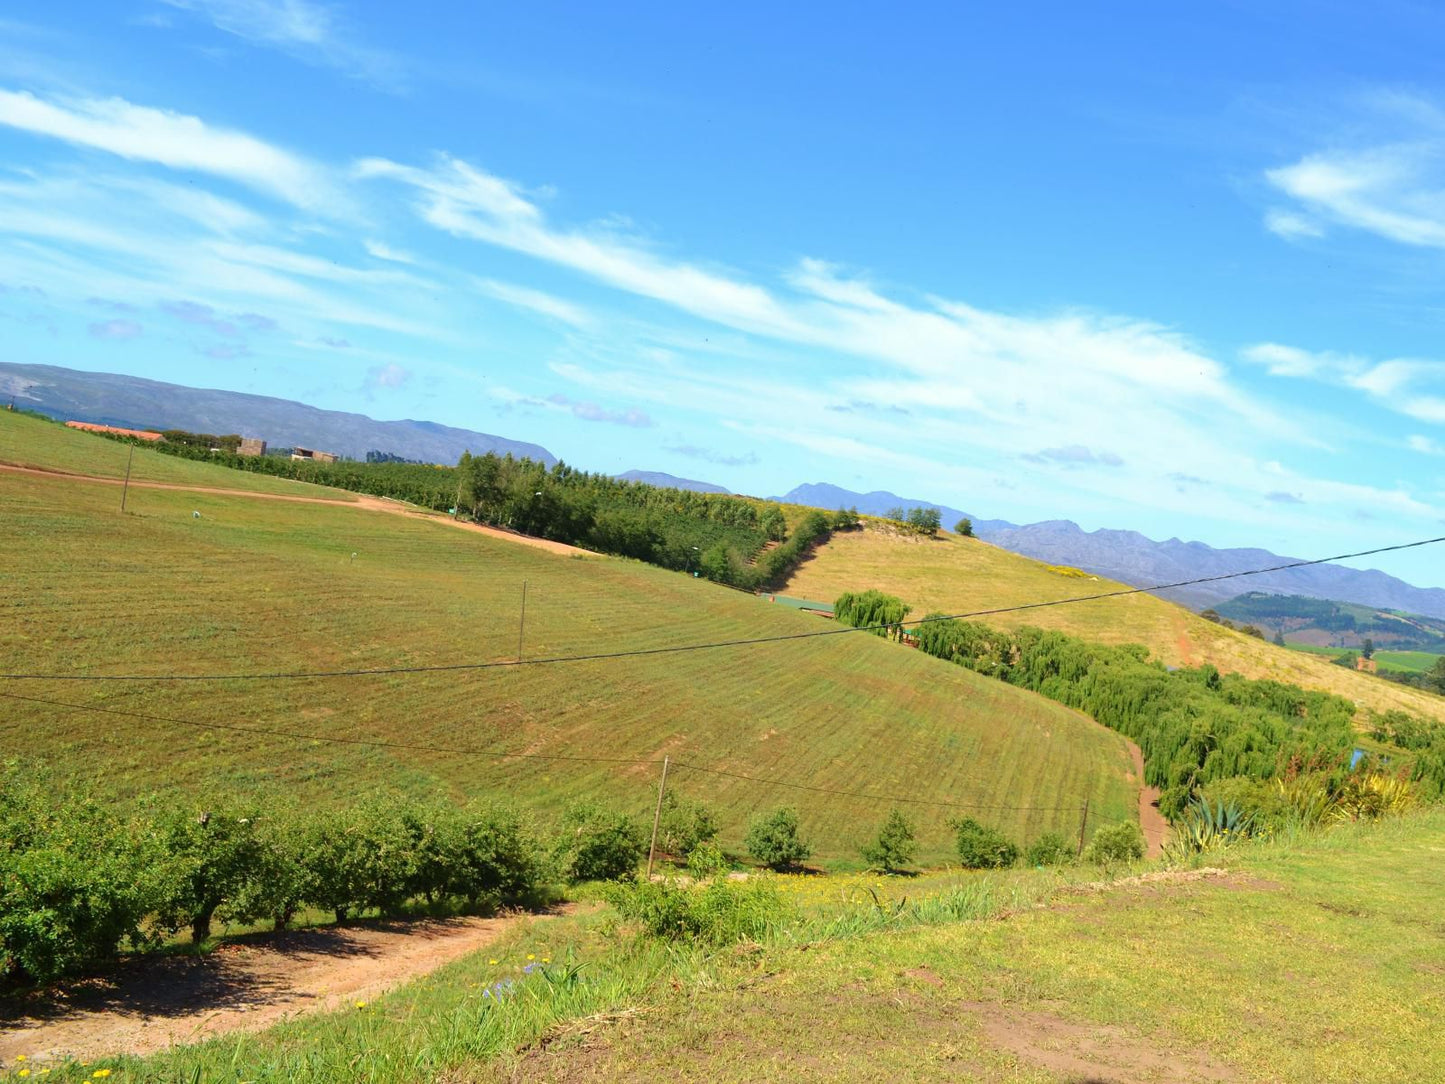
[
  {"x1": 0, "y1": 411, "x2": 1136, "y2": 860},
  {"x1": 781, "y1": 520, "x2": 1445, "y2": 724},
  {"x1": 783, "y1": 481, "x2": 1445, "y2": 619}
]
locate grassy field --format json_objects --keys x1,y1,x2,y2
[
  {"x1": 0, "y1": 410, "x2": 357, "y2": 499},
  {"x1": 0, "y1": 415, "x2": 1136, "y2": 862},
  {"x1": 44, "y1": 808, "x2": 1445, "y2": 1082},
  {"x1": 783, "y1": 523, "x2": 1445, "y2": 725}
]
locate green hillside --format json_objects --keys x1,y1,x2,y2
[
  {"x1": 0, "y1": 413, "x2": 1136, "y2": 862},
  {"x1": 1216, "y1": 590, "x2": 1445, "y2": 652}
]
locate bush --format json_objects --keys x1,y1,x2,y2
[
  {"x1": 606, "y1": 876, "x2": 795, "y2": 945},
  {"x1": 861, "y1": 808, "x2": 916, "y2": 872},
  {"x1": 554, "y1": 804, "x2": 646, "y2": 883},
  {"x1": 445, "y1": 803, "x2": 550, "y2": 910},
  {"x1": 745, "y1": 807, "x2": 812, "y2": 871},
  {"x1": 952, "y1": 817, "x2": 1019, "y2": 869},
  {"x1": 1083, "y1": 821, "x2": 1145, "y2": 865},
  {"x1": 685, "y1": 840, "x2": 728, "y2": 879},
  {"x1": 151, "y1": 802, "x2": 266, "y2": 943},
  {"x1": 656, "y1": 790, "x2": 719, "y2": 862},
  {"x1": 1023, "y1": 831, "x2": 1074, "y2": 867},
  {"x1": 0, "y1": 768, "x2": 165, "y2": 982}
]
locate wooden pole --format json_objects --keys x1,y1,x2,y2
[
  {"x1": 645, "y1": 756, "x2": 671, "y2": 880},
  {"x1": 120, "y1": 444, "x2": 135, "y2": 513},
  {"x1": 1076, "y1": 797, "x2": 1090, "y2": 858},
  {"x1": 516, "y1": 580, "x2": 527, "y2": 663}
]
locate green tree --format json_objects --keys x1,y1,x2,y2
[
  {"x1": 954, "y1": 517, "x2": 974, "y2": 537},
  {"x1": 745, "y1": 807, "x2": 812, "y2": 871},
  {"x1": 860, "y1": 808, "x2": 916, "y2": 872},
  {"x1": 1430, "y1": 656, "x2": 1445, "y2": 694},
  {"x1": 1083, "y1": 822, "x2": 1145, "y2": 865},
  {"x1": 1361, "y1": 637, "x2": 1375, "y2": 660},
  {"x1": 554, "y1": 804, "x2": 646, "y2": 883},
  {"x1": 952, "y1": 817, "x2": 1019, "y2": 869},
  {"x1": 1272, "y1": 628, "x2": 1286, "y2": 647}
]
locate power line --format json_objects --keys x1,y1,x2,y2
[
  {"x1": 671, "y1": 760, "x2": 1082, "y2": 814},
  {"x1": 4, "y1": 533, "x2": 1443, "y2": 684},
  {"x1": 2, "y1": 691, "x2": 1097, "y2": 816},
  {"x1": 0, "y1": 690, "x2": 652, "y2": 766}
]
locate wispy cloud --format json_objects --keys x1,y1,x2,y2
[
  {"x1": 1409, "y1": 434, "x2": 1443, "y2": 455},
  {"x1": 1242, "y1": 342, "x2": 1445, "y2": 424},
  {"x1": 666, "y1": 443, "x2": 759, "y2": 467},
  {"x1": 365, "y1": 362, "x2": 410, "y2": 388},
  {"x1": 0, "y1": 87, "x2": 336, "y2": 210},
  {"x1": 364, "y1": 238, "x2": 415, "y2": 264},
  {"x1": 162, "y1": 299, "x2": 239, "y2": 336},
  {"x1": 88, "y1": 318, "x2": 142, "y2": 339},
  {"x1": 1264, "y1": 93, "x2": 1445, "y2": 250},
  {"x1": 546, "y1": 393, "x2": 652, "y2": 427},
  {"x1": 161, "y1": 0, "x2": 402, "y2": 88},
  {"x1": 477, "y1": 278, "x2": 593, "y2": 328},
  {"x1": 1020, "y1": 444, "x2": 1125, "y2": 468},
  {"x1": 1266, "y1": 490, "x2": 1305, "y2": 505}
]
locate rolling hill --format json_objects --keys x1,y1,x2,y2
[
  {"x1": 780, "y1": 521, "x2": 1445, "y2": 725},
  {"x1": 0, "y1": 362, "x2": 554, "y2": 466},
  {"x1": 0, "y1": 411, "x2": 1136, "y2": 862}
]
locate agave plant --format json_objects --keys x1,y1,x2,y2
[{"x1": 1162, "y1": 797, "x2": 1254, "y2": 863}]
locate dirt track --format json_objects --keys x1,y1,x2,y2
[
  {"x1": 1126, "y1": 739, "x2": 1168, "y2": 857},
  {"x1": 0, "y1": 462, "x2": 598, "y2": 558},
  {"x1": 0, "y1": 910, "x2": 567, "y2": 1064}
]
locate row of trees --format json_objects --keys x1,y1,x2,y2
[{"x1": 0, "y1": 768, "x2": 660, "y2": 984}]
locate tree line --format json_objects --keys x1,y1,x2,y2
[{"x1": 838, "y1": 591, "x2": 1444, "y2": 817}]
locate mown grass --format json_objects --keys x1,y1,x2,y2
[
  {"x1": 783, "y1": 523, "x2": 1445, "y2": 724},
  {"x1": 0, "y1": 411, "x2": 357, "y2": 499},
  {"x1": 0, "y1": 419, "x2": 1134, "y2": 863}
]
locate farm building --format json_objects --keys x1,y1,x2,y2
[
  {"x1": 65, "y1": 421, "x2": 163, "y2": 441},
  {"x1": 238, "y1": 437, "x2": 267, "y2": 456},
  {"x1": 291, "y1": 446, "x2": 338, "y2": 463}
]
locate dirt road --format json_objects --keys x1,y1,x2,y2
[
  {"x1": 0, "y1": 911, "x2": 564, "y2": 1065},
  {"x1": 0, "y1": 462, "x2": 598, "y2": 558},
  {"x1": 1125, "y1": 739, "x2": 1168, "y2": 857}
]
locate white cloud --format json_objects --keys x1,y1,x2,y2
[
  {"x1": 477, "y1": 278, "x2": 593, "y2": 328},
  {"x1": 364, "y1": 238, "x2": 415, "y2": 264},
  {"x1": 1243, "y1": 341, "x2": 1445, "y2": 425},
  {"x1": 1263, "y1": 208, "x2": 1324, "y2": 241},
  {"x1": 1409, "y1": 435, "x2": 1443, "y2": 455},
  {"x1": 161, "y1": 0, "x2": 401, "y2": 86},
  {"x1": 0, "y1": 88, "x2": 335, "y2": 210}
]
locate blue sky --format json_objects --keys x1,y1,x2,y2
[{"x1": 2, "y1": 2, "x2": 1445, "y2": 586}]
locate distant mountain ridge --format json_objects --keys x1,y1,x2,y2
[
  {"x1": 616, "y1": 470, "x2": 730, "y2": 494},
  {"x1": 0, "y1": 362, "x2": 554, "y2": 466},
  {"x1": 781, "y1": 482, "x2": 1445, "y2": 620}
]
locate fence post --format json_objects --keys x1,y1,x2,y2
[
  {"x1": 646, "y1": 756, "x2": 671, "y2": 880},
  {"x1": 1076, "y1": 797, "x2": 1090, "y2": 858},
  {"x1": 516, "y1": 580, "x2": 527, "y2": 663}
]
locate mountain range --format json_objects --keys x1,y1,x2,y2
[
  {"x1": 777, "y1": 483, "x2": 1445, "y2": 620},
  {"x1": 0, "y1": 363, "x2": 554, "y2": 466},
  {"x1": 5, "y1": 363, "x2": 1441, "y2": 620}
]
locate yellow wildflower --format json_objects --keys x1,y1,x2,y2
[
  {"x1": 93, "y1": 1072, "x2": 111, "y2": 1080},
  {"x1": 19, "y1": 1071, "x2": 30, "y2": 1079},
  {"x1": 526, "y1": 953, "x2": 535, "y2": 960},
  {"x1": 354, "y1": 1001, "x2": 367, "y2": 1009},
  {"x1": 488, "y1": 959, "x2": 498, "y2": 965}
]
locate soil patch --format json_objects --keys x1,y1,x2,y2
[
  {"x1": 0, "y1": 910, "x2": 565, "y2": 1064},
  {"x1": 967, "y1": 1001, "x2": 1239, "y2": 1083},
  {"x1": 1124, "y1": 738, "x2": 1168, "y2": 858}
]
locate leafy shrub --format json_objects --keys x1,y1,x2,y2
[
  {"x1": 0, "y1": 767, "x2": 164, "y2": 982},
  {"x1": 745, "y1": 807, "x2": 812, "y2": 871},
  {"x1": 1330, "y1": 773, "x2": 1416, "y2": 822},
  {"x1": 685, "y1": 840, "x2": 728, "y2": 879},
  {"x1": 444, "y1": 803, "x2": 550, "y2": 910},
  {"x1": 656, "y1": 790, "x2": 719, "y2": 862},
  {"x1": 1023, "y1": 831, "x2": 1074, "y2": 867},
  {"x1": 1083, "y1": 822, "x2": 1145, "y2": 865},
  {"x1": 952, "y1": 817, "x2": 1019, "y2": 869},
  {"x1": 554, "y1": 804, "x2": 646, "y2": 883},
  {"x1": 606, "y1": 876, "x2": 795, "y2": 945},
  {"x1": 228, "y1": 812, "x2": 313, "y2": 931},
  {"x1": 861, "y1": 808, "x2": 916, "y2": 872}
]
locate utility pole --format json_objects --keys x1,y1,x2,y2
[
  {"x1": 516, "y1": 580, "x2": 528, "y2": 663},
  {"x1": 645, "y1": 756, "x2": 671, "y2": 880},
  {"x1": 1076, "y1": 797, "x2": 1090, "y2": 858},
  {"x1": 120, "y1": 444, "x2": 135, "y2": 513}
]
